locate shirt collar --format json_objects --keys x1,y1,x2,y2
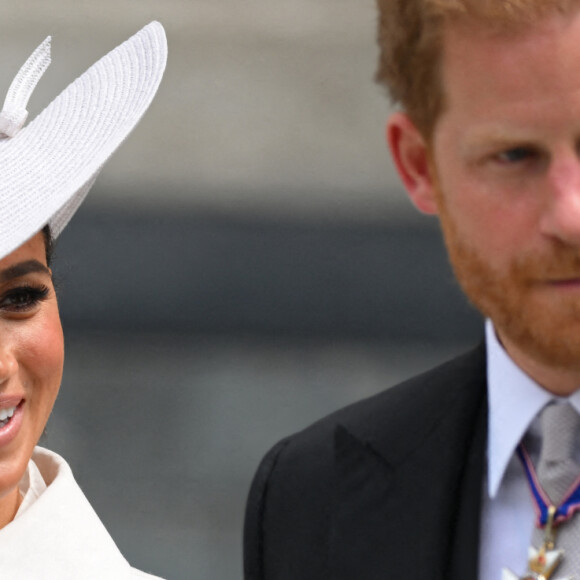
[
  {"x1": 486, "y1": 320, "x2": 553, "y2": 498},
  {"x1": 486, "y1": 320, "x2": 580, "y2": 498}
]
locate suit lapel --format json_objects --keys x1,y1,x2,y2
[{"x1": 328, "y1": 344, "x2": 487, "y2": 580}]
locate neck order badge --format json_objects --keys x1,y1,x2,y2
[{"x1": 502, "y1": 444, "x2": 580, "y2": 580}]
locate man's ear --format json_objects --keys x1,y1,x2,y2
[{"x1": 387, "y1": 112, "x2": 438, "y2": 215}]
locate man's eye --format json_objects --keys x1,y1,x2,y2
[
  {"x1": 0, "y1": 286, "x2": 49, "y2": 313},
  {"x1": 495, "y1": 147, "x2": 534, "y2": 163}
]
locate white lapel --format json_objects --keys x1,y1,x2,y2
[{"x1": 0, "y1": 447, "x2": 145, "y2": 579}]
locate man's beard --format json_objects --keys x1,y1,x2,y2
[{"x1": 436, "y1": 191, "x2": 580, "y2": 371}]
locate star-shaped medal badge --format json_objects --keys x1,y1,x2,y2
[{"x1": 502, "y1": 546, "x2": 572, "y2": 580}]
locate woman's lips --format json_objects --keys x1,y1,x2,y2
[{"x1": 0, "y1": 399, "x2": 24, "y2": 447}]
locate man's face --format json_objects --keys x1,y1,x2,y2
[{"x1": 416, "y1": 12, "x2": 580, "y2": 372}]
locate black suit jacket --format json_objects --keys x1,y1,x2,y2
[{"x1": 244, "y1": 344, "x2": 488, "y2": 579}]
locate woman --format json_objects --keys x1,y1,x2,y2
[{"x1": 0, "y1": 22, "x2": 167, "y2": 578}]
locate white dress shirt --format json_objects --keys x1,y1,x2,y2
[{"x1": 479, "y1": 320, "x2": 580, "y2": 579}]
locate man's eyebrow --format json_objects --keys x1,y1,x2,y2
[
  {"x1": 462, "y1": 126, "x2": 537, "y2": 149},
  {"x1": 0, "y1": 260, "x2": 51, "y2": 282}
]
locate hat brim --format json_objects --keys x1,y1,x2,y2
[{"x1": 0, "y1": 21, "x2": 167, "y2": 261}]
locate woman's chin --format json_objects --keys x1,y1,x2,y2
[{"x1": 0, "y1": 453, "x2": 28, "y2": 498}]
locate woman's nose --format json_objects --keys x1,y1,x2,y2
[{"x1": 0, "y1": 343, "x2": 18, "y2": 384}]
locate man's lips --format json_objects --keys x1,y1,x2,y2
[
  {"x1": 523, "y1": 276, "x2": 580, "y2": 292},
  {"x1": 544, "y1": 278, "x2": 580, "y2": 288}
]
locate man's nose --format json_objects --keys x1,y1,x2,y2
[{"x1": 540, "y1": 156, "x2": 580, "y2": 245}]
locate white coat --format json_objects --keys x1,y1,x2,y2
[{"x1": 0, "y1": 446, "x2": 164, "y2": 579}]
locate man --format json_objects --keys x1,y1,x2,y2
[{"x1": 244, "y1": 1, "x2": 580, "y2": 579}]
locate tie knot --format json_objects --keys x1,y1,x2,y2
[
  {"x1": 539, "y1": 403, "x2": 580, "y2": 463},
  {"x1": 537, "y1": 403, "x2": 580, "y2": 504}
]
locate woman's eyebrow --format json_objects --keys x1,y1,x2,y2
[{"x1": 0, "y1": 260, "x2": 50, "y2": 282}]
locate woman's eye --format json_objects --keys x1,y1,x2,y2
[{"x1": 0, "y1": 285, "x2": 49, "y2": 313}]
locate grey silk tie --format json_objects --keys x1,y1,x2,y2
[{"x1": 531, "y1": 403, "x2": 580, "y2": 578}]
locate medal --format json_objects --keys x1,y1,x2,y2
[
  {"x1": 503, "y1": 507, "x2": 571, "y2": 579},
  {"x1": 501, "y1": 445, "x2": 580, "y2": 580}
]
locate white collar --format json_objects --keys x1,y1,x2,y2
[
  {"x1": 0, "y1": 446, "x2": 137, "y2": 578},
  {"x1": 16, "y1": 455, "x2": 47, "y2": 517},
  {"x1": 486, "y1": 320, "x2": 580, "y2": 498}
]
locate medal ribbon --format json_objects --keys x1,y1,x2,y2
[{"x1": 517, "y1": 443, "x2": 580, "y2": 528}]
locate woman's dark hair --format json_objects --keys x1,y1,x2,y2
[{"x1": 41, "y1": 224, "x2": 54, "y2": 267}]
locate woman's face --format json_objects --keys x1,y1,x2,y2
[{"x1": 0, "y1": 232, "x2": 63, "y2": 508}]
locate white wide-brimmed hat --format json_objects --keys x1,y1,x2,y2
[{"x1": 0, "y1": 21, "x2": 167, "y2": 261}]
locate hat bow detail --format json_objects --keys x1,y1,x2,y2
[{"x1": 0, "y1": 36, "x2": 51, "y2": 138}]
